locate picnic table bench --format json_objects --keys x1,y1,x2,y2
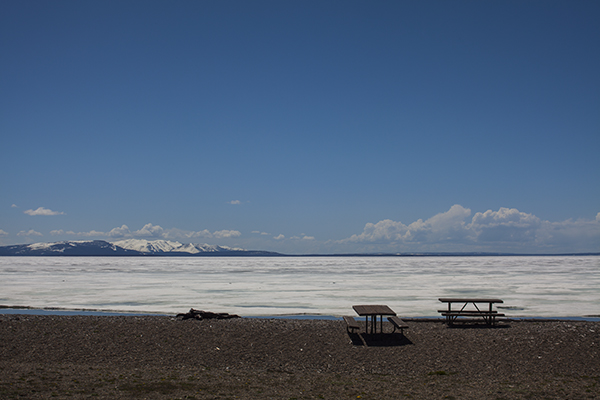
[
  {"x1": 343, "y1": 316, "x2": 360, "y2": 333},
  {"x1": 387, "y1": 316, "x2": 409, "y2": 335},
  {"x1": 438, "y1": 298, "x2": 505, "y2": 326}
]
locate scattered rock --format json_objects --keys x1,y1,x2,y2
[{"x1": 176, "y1": 308, "x2": 240, "y2": 320}]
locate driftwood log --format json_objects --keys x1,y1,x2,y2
[{"x1": 176, "y1": 308, "x2": 240, "y2": 320}]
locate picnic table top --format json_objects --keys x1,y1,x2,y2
[
  {"x1": 439, "y1": 298, "x2": 504, "y2": 303},
  {"x1": 352, "y1": 305, "x2": 396, "y2": 316}
]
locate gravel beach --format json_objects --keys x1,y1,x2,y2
[{"x1": 1, "y1": 314, "x2": 598, "y2": 399}]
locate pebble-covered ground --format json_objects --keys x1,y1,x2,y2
[{"x1": 1, "y1": 315, "x2": 598, "y2": 399}]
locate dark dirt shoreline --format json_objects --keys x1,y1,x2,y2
[{"x1": 1, "y1": 315, "x2": 598, "y2": 399}]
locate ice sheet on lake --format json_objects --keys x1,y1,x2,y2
[{"x1": 0, "y1": 256, "x2": 598, "y2": 317}]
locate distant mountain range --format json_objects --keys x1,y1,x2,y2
[
  {"x1": 1, "y1": 240, "x2": 597, "y2": 257},
  {"x1": 0, "y1": 240, "x2": 280, "y2": 256}
]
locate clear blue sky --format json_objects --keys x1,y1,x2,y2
[{"x1": 1, "y1": 0, "x2": 599, "y2": 254}]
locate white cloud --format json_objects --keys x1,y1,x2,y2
[
  {"x1": 213, "y1": 229, "x2": 242, "y2": 238},
  {"x1": 24, "y1": 207, "x2": 65, "y2": 216},
  {"x1": 339, "y1": 205, "x2": 600, "y2": 253},
  {"x1": 290, "y1": 235, "x2": 315, "y2": 240},
  {"x1": 470, "y1": 207, "x2": 541, "y2": 243},
  {"x1": 188, "y1": 229, "x2": 213, "y2": 238},
  {"x1": 124, "y1": 224, "x2": 240, "y2": 240},
  {"x1": 106, "y1": 225, "x2": 131, "y2": 238},
  {"x1": 344, "y1": 219, "x2": 409, "y2": 243},
  {"x1": 273, "y1": 234, "x2": 285, "y2": 240},
  {"x1": 345, "y1": 205, "x2": 474, "y2": 245},
  {"x1": 145, "y1": 226, "x2": 240, "y2": 240},
  {"x1": 535, "y1": 217, "x2": 600, "y2": 252},
  {"x1": 11, "y1": 204, "x2": 18, "y2": 208},
  {"x1": 17, "y1": 229, "x2": 43, "y2": 237},
  {"x1": 68, "y1": 223, "x2": 242, "y2": 242},
  {"x1": 159, "y1": 228, "x2": 210, "y2": 240},
  {"x1": 2, "y1": 223, "x2": 243, "y2": 244},
  {"x1": 133, "y1": 223, "x2": 164, "y2": 238},
  {"x1": 79, "y1": 230, "x2": 107, "y2": 237},
  {"x1": 228, "y1": 200, "x2": 242, "y2": 205}
]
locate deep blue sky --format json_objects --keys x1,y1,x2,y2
[{"x1": 1, "y1": 1, "x2": 599, "y2": 254}]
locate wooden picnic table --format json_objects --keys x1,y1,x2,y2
[
  {"x1": 438, "y1": 298, "x2": 504, "y2": 325},
  {"x1": 352, "y1": 305, "x2": 396, "y2": 334}
]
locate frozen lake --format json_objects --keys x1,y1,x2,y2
[{"x1": 1, "y1": 256, "x2": 598, "y2": 318}]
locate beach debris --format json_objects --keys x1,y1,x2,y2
[{"x1": 176, "y1": 308, "x2": 240, "y2": 320}]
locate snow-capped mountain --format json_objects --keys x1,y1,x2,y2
[
  {"x1": 0, "y1": 240, "x2": 138, "y2": 256},
  {"x1": 0, "y1": 240, "x2": 279, "y2": 256},
  {"x1": 112, "y1": 239, "x2": 244, "y2": 254}
]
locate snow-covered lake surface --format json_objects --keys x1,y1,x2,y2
[{"x1": 1, "y1": 256, "x2": 598, "y2": 318}]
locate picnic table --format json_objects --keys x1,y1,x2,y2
[
  {"x1": 352, "y1": 305, "x2": 396, "y2": 334},
  {"x1": 438, "y1": 298, "x2": 505, "y2": 326}
]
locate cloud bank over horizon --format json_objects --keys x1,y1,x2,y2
[
  {"x1": 48, "y1": 223, "x2": 242, "y2": 242},
  {"x1": 337, "y1": 205, "x2": 600, "y2": 254},
  {"x1": 2, "y1": 205, "x2": 599, "y2": 254}
]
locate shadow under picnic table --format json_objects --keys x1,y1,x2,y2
[{"x1": 348, "y1": 331, "x2": 413, "y2": 347}]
